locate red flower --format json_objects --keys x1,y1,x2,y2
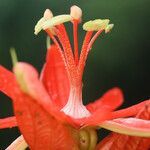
[{"x1": 0, "y1": 5, "x2": 150, "y2": 149}]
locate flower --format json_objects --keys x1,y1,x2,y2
[{"x1": 0, "y1": 5, "x2": 150, "y2": 150}]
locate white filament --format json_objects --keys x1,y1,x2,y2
[{"x1": 61, "y1": 86, "x2": 91, "y2": 119}]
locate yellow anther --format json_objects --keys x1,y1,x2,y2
[
  {"x1": 83, "y1": 19, "x2": 110, "y2": 31},
  {"x1": 43, "y1": 9, "x2": 53, "y2": 20},
  {"x1": 105, "y1": 24, "x2": 114, "y2": 33},
  {"x1": 34, "y1": 9, "x2": 53, "y2": 35},
  {"x1": 34, "y1": 18, "x2": 45, "y2": 35},
  {"x1": 83, "y1": 20, "x2": 93, "y2": 31},
  {"x1": 93, "y1": 19, "x2": 110, "y2": 30},
  {"x1": 42, "y1": 15, "x2": 72, "y2": 30},
  {"x1": 70, "y1": 5, "x2": 82, "y2": 20}
]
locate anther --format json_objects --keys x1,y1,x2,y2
[
  {"x1": 34, "y1": 9, "x2": 53, "y2": 35},
  {"x1": 43, "y1": 9, "x2": 53, "y2": 20},
  {"x1": 105, "y1": 24, "x2": 114, "y2": 33},
  {"x1": 70, "y1": 5, "x2": 82, "y2": 20},
  {"x1": 42, "y1": 15, "x2": 72, "y2": 30},
  {"x1": 83, "y1": 19, "x2": 110, "y2": 31}
]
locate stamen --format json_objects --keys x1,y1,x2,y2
[
  {"x1": 42, "y1": 15, "x2": 72, "y2": 30},
  {"x1": 78, "y1": 19, "x2": 113, "y2": 79},
  {"x1": 45, "y1": 29, "x2": 62, "y2": 53},
  {"x1": 43, "y1": 9, "x2": 53, "y2": 20},
  {"x1": 34, "y1": 18, "x2": 45, "y2": 35},
  {"x1": 78, "y1": 31, "x2": 93, "y2": 80},
  {"x1": 105, "y1": 24, "x2": 114, "y2": 33},
  {"x1": 45, "y1": 29, "x2": 67, "y2": 70},
  {"x1": 55, "y1": 25, "x2": 78, "y2": 85},
  {"x1": 70, "y1": 6, "x2": 82, "y2": 64},
  {"x1": 83, "y1": 19, "x2": 110, "y2": 31},
  {"x1": 34, "y1": 9, "x2": 53, "y2": 35},
  {"x1": 88, "y1": 29, "x2": 103, "y2": 52},
  {"x1": 70, "y1": 5, "x2": 82, "y2": 20},
  {"x1": 73, "y1": 20, "x2": 79, "y2": 64},
  {"x1": 78, "y1": 30, "x2": 103, "y2": 78}
]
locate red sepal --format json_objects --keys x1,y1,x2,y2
[
  {"x1": 86, "y1": 88, "x2": 123, "y2": 113},
  {"x1": 0, "y1": 66, "x2": 21, "y2": 100},
  {"x1": 96, "y1": 101, "x2": 150, "y2": 150},
  {"x1": 41, "y1": 45, "x2": 70, "y2": 109},
  {"x1": 13, "y1": 91, "x2": 78, "y2": 150},
  {"x1": 14, "y1": 62, "x2": 77, "y2": 128},
  {"x1": 112, "y1": 99, "x2": 150, "y2": 118},
  {"x1": 0, "y1": 63, "x2": 79, "y2": 148},
  {"x1": 0, "y1": 116, "x2": 17, "y2": 129}
]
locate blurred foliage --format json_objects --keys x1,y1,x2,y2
[{"x1": 0, "y1": 0, "x2": 150, "y2": 148}]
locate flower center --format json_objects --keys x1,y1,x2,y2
[{"x1": 34, "y1": 5, "x2": 113, "y2": 119}]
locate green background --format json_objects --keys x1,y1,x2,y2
[{"x1": 0, "y1": 0, "x2": 150, "y2": 148}]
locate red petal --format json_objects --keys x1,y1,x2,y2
[
  {"x1": 14, "y1": 62, "x2": 77, "y2": 127},
  {"x1": 41, "y1": 45, "x2": 70, "y2": 109},
  {"x1": 100, "y1": 118, "x2": 150, "y2": 137},
  {"x1": 96, "y1": 133, "x2": 129, "y2": 150},
  {"x1": 96, "y1": 102, "x2": 150, "y2": 150},
  {"x1": 10, "y1": 62, "x2": 78, "y2": 147},
  {"x1": 0, "y1": 66, "x2": 21, "y2": 100},
  {"x1": 13, "y1": 92, "x2": 78, "y2": 150},
  {"x1": 0, "y1": 116, "x2": 17, "y2": 129},
  {"x1": 74, "y1": 109, "x2": 112, "y2": 127},
  {"x1": 14, "y1": 62, "x2": 53, "y2": 108},
  {"x1": 86, "y1": 87, "x2": 123, "y2": 113},
  {"x1": 75, "y1": 88, "x2": 123, "y2": 127},
  {"x1": 112, "y1": 99, "x2": 150, "y2": 118},
  {"x1": 97, "y1": 133, "x2": 150, "y2": 150}
]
